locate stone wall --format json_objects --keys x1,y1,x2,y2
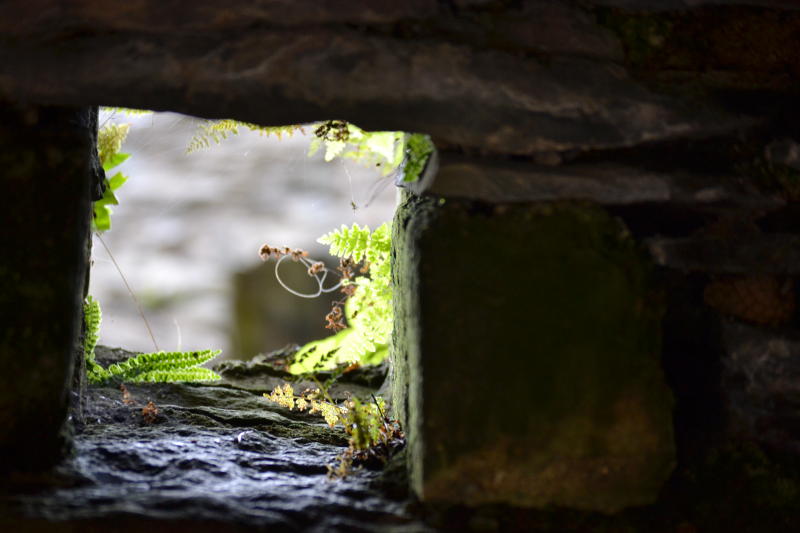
[
  {"x1": 1, "y1": 0, "x2": 800, "y2": 522},
  {"x1": 0, "y1": 103, "x2": 98, "y2": 470}
]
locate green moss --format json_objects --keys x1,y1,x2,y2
[
  {"x1": 402, "y1": 134, "x2": 435, "y2": 184},
  {"x1": 393, "y1": 195, "x2": 674, "y2": 511}
]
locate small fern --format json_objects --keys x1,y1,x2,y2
[
  {"x1": 102, "y1": 350, "x2": 221, "y2": 383},
  {"x1": 289, "y1": 222, "x2": 392, "y2": 374},
  {"x1": 83, "y1": 297, "x2": 221, "y2": 384},
  {"x1": 102, "y1": 107, "x2": 153, "y2": 116},
  {"x1": 83, "y1": 296, "x2": 106, "y2": 379},
  {"x1": 263, "y1": 383, "x2": 404, "y2": 478},
  {"x1": 186, "y1": 120, "x2": 305, "y2": 153}
]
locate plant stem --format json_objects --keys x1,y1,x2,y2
[{"x1": 95, "y1": 233, "x2": 159, "y2": 352}]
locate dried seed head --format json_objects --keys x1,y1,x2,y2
[
  {"x1": 259, "y1": 244, "x2": 275, "y2": 261},
  {"x1": 308, "y1": 261, "x2": 326, "y2": 276},
  {"x1": 290, "y1": 248, "x2": 308, "y2": 261},
  {"x1": 325, "y1": 303, "x2": 347, "y2": 331}
]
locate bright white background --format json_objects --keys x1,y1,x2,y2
[{"x1": 89, "y1": 111, "x2": 397, "y2": 358}]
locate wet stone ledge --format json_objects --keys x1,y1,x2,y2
[{"x1": 0, "y1": 355, "x2": 420, "y2": 533}]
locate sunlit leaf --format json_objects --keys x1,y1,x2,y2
[{"x1": 102, "y1": 152, "x2": 130, "y2": 171}]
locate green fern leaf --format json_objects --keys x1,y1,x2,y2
[
  {"x1": 83, "y1": 296, "x2": 109, "y2": 384},
  {"x1": 187, "y1": 119, "x2": 304, "y2": 153},
  {"x1": 129, "y1": 367, "x2": 221, "y2": 383},
  {"x1": 318, "y1": 223, "x2": 371, "y2": 262},
  {"x1": 290, "y1": 223, "x2": 392, "y2": 374},
  {"x1": 83, "y1": 298, "x2": 221, "y2": 384},
  {"x1": 105, "y1": 349, "x2": 222, "y2": 382},
  {"x1": 101, "y1": 107, "x2": 153, "y2": 116}
]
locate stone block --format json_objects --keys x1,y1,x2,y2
[
  {"x1": 391, "y1": 194, "x2": 675, "y2": 512},
  {"x1": 720, "y1": 320, "x2": 800, "y2": 455},
  {"x1": 0, "y1": 103, "x2": 96, "y2": 470}
]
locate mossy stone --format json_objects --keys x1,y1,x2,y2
[{"x1": 392, "y1": 193, "x2": 675, "y2": 513}]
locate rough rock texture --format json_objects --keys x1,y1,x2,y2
[
  {"x1": 0, "y1": 372, "x2": 421, "y2": 532},
  {"x1": 424, "y1": 154, "x2": 784, "y2": 208},
  {"x1": 0, "y1": 102, "x2": 97, "y2": 471},
  {"x1": 392, "y1": 194, "x2": 675, "y2": 513},
  {"x1": 648, "y1": 234, "x2": 800, "y2": 275},
  {"x1": 1, "y1": 0, "x2": 800, "y2": 522},
  {"x1": 3, "y1": 348, "x2": 799, "y2": 532},
  {"x1": 0, "y1": 0, "x2": 765, "y2": 157},
  {"x1": 720, "y1": 321, "x2": 800, "y2": 455}
]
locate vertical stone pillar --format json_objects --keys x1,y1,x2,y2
[
  {"x1": 392, "y1": 193, "x2": 675, "y2": 513},
  {"x1": 0, "y1": 102, "x2": 96, "y2": 470}
]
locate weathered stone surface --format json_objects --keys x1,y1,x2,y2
[
  {"x1": 0, "y1": 0, "x2": 438, "y2": 35},
  {"x1": 766, "y1": 139, "x2": 800, "y2": 172},
  {"x1": 596, "y1": 5, "x2": 800, "y2": 96},
  {"x1": 0, "y1": 2, "x2": 750, "y2": 156},
  {"x1": 591, "y1": 0, "x2": 800, "y2": 10},
  {"x1": 431, "y1": 1, "x2": 625, "y2": 62},
  {"x1": 648, "y1": 234, "x2": 800, "y2": 274},
  {"x1": 720, "y1": 321, "x2": 800, "y2": 455},
  {"x1": 2, "y1": 377, "x2": 423, "y2": 531},
  {"x1": 419, "y1": 154, "x2": 783, "y2": 208},
  {"x1": 0, "y1": 103, "x2": 96, "y2": 471},
  {"x1": 93, "y1": 345, "x2": 386, "y2": 400},
  {"x1": 392, "y1": 194, "x2": 675, "y2": 512}
]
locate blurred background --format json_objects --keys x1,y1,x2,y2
[{"x1": 89, "y1": 111, "x2": 397, "y2": 360}]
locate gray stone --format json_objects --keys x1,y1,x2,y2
[
  {"x1": 418, "y1": 154, "x2": 783, "y2": 208},
  {"x1": 647, "y1": 234, "x2": 800, "y2": 274},
  {"x1": 721, "y1": 321, "x2": 800, "y2": 455},
  {"x1": 766, "y1": 139, "x2": 800, "y2": 172},
  {"x1": 590, "y1": 0, "x2": 800, "y2": 9},
  {"x1": 0, "y1": 103, "x2": 96, "y2": 471},
  {"x1": 0, "y1": 3, "x2": 749, "y2": 156},
  {"x1": 392, "y1": 193, "x2": 675, "y2": 512},
  {"x1": 3, "y1": 377, "x2": 425, "y2": 531},
  {"x1": 0, "y1": 0, "x2": 439, "y2": 35}
]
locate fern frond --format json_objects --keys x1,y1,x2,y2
[
  {"x1": 101, "y1": 107, "x2": 153, "y2": 116},
  {"x1": 105, "y1": 349, "x2": 222, "y2": 382},
  {"x1": 83, "y1": 296, "x2": 109, "y2": 383},
  {"x1": 83, "y1": 298, "x2": 222, "y2": 384},
  {"x1": 186, "y1": 119, "x2": 304, "y2": 153},
  {"x1": 130, "y1": 367, "x2": 221, "y2": 383},
  {"x1": 318, "y1": 223, "x2": 372, "y2": 262},
  {"x1": 366, "y1": 222, "x2": 391, "y2": 264},
  {"x1": 346, "y1": 278, "x2": 392, "y2": 342},
  {"x1": 290, "y1": 222, "x2": 392, "y2": 374},
  {"x1": 83, "y1": 296, "x2": 101, "y2": 361},
  {"x1": 97, "y1": 124, "x2": 130, "y2": 167},
  {"x1": 334, "y1": 327, "x2": 379, "y2": 362}
]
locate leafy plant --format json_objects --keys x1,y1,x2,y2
[
  {"x1": 187, "y1": 118, "x2": 434, "y2": 184},
  {"x1": 259, "y1": 222, "x2": 392, "y2": 374},
  {"x1": 308, "y1": 121, "x2": 404, "y2": 176},
  {"x1": 186, "y1": 120, "x2": 306, "y2": 153},
  {"x1": 264, "y1": 382, "x2": 404, "y2": 477},
  {"x1": 94, "y1": 123, "x2": 131, "y2": 232},
  {"x1": 83, "y1": 295, "x2": 221, "y2": 384}
]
